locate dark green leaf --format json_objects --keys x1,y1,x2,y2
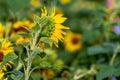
[
  {"x1": 114, "y1": 67, "x2": 120, "y2": 77},
  {"x1": 88, "y1": 45, "x2": 103, "y2": 55},
  {"x1": 96, "y1": 66, "x2": 115, "y2": 80},
  {"x1": 38, "y1": 52, "x2": 46, "y2": 58}
]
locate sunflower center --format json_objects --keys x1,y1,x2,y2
[
  {"x1": 42, "y1": 17, "x2": 54, "y2": 37},
  {"x1": 71, "y1": 36, "x2": 79, "y2": 45},
  {"x1": 0, "y1": 52, "x2": 4, "y2": 62}
]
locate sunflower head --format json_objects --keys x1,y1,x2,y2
[
  {"x1": 64, "y1": 32, "x2": 82, "y2": 52},
  {"x1": 11, "y1": 20, "x2": 34, "y2": 37},
  {"x1": 40, "y1": 7, "x2": 69, "y2": 47},
  {"x1": 0, "y1": 40, "x2": 14, "y2": 56},
  {"x1": 0, "y1": 40, "x2": 14, "y2": 73}
]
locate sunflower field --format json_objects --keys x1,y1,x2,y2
[{"x1": 1, "y1": 0, "x2": 120, "y2": 80}]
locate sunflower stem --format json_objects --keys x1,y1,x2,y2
[
  {"x1": 24, "y1": 24, "x2": 43, "y2": 80},
  {"x1": 109, "y1": 43, "x2": 120, "y2": 66}
]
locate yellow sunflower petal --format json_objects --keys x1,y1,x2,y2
[
  {"x1": 50, "y1": 7, "x2": 56, "y2": 18},
  {"x1": 0, "y1": 70, "x2": 4, "y2": 79},
  {"x1": 55, "y1": 24, "x2": 69, "y2": 29}
]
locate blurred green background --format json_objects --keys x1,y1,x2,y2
[{"x1": 1, "y1": 0, "x2": 120, "y2": 80}]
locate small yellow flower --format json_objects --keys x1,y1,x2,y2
[
  {"x1": 0, "y1": 23, "x2": 4, "y2": 37},
  {"x1": 41, "y1": 7, "x2": 69, "y2": 47},
  {"x1": 59, "y1": 0, "x2": 71, "y2": 4},
  {"x1": 64, "y1": 32, "x2": 82, "y2": 52},
  {"x1": 30, "y1": 0, "x2": 41, "y2": 8}
]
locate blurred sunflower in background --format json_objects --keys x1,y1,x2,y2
[
  {"x1": 0, "y1": 40, "x2": 14, "y2": 71},
  {"x1": 41, "y1": 7, "x2": 69, "y2": 47},
  {"x1": 11, "y1": 20, "x2": 34, "y2": 37},
  {"x1": 13, "y1": 20, "x2": 34, "y2": 30},
  {"x1": 34, "y1": 69, "x2": 55, "y2": 80},
  {"x1": 30, "y1": 0, "x2": 41, "y2": 8},
  {"x1": 64, "y1": 32, "x2": 82, "y2": 52},
  {"x1": 10, "y1": 20, "x2": 34, "y2": 42}
]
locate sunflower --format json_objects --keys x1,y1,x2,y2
[
  {"x1": 64, "y1": 32, "x2": 82, "y2": 52},
  {"x1": 11, "y1": 20, "x2": 34, "y2": 37},
  {"x1": 13, "y1": 20, "x2": 34, "y2": 29},
  {"x1": 0, "y1": 40, "x2": 14, "y2": 71},
  {"x1": 0, "y1": 23, "x2": 4, "y2": 37},
  {"x1": 41, "y1": 7, "x2": 69, "y2": 47}
]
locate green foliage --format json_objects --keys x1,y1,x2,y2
[
  {"x1": 11, "y1": 70, "x2": 24, "y2": 80},
  {"x1": 38, "y1": 52, "x2": 46, "y2": 58},
  {"x1": 88, "y1": 42, "x2": 115, "y2": 55},
  {"x1": 1, "y1": 0, "x2": 120, "y2": 80},
  {"x1": 18, "y1": 32, "x2": 31, "y2": 39},
  {"x1": 0, "y1": 52, "x2": 18, "y2": 67},
  {"x1": 40, "y1": 37, "x2": 54, "y2": 43},
  {"x1": 97, "y1": 66, "x2": 120, "y2": 80},
  {"x1": 17, "y1": 42, "x2": 29, "y2": 48},
  {"x1": 39, "y1": 61, "x2": 52, "y2": 68}
]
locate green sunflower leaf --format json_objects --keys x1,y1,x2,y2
[
  {"x1": 96, "y1": 66, "x2": 115, "y2": 80},
  {"x1": 18, "y1": 32, "x2": 32, "y2": 38},
  {"x1": 33, "y1": 47, "x2": 41, "y2": 54},
  {"x1": 11, "y1": 70, "x2": 24, "y2": 80},
  {"x1": 39, "y1": 61, "x2": 52, "y2": 68},
  {"x1": 0, "y1": 52, "x2": 18, "y2": 67},
  {"x1": 16, "y1": 42, "x2": 29, "y2": 48},
  {"x1": 40, "y1": 37, "x2": 54, "y2": 43}
]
